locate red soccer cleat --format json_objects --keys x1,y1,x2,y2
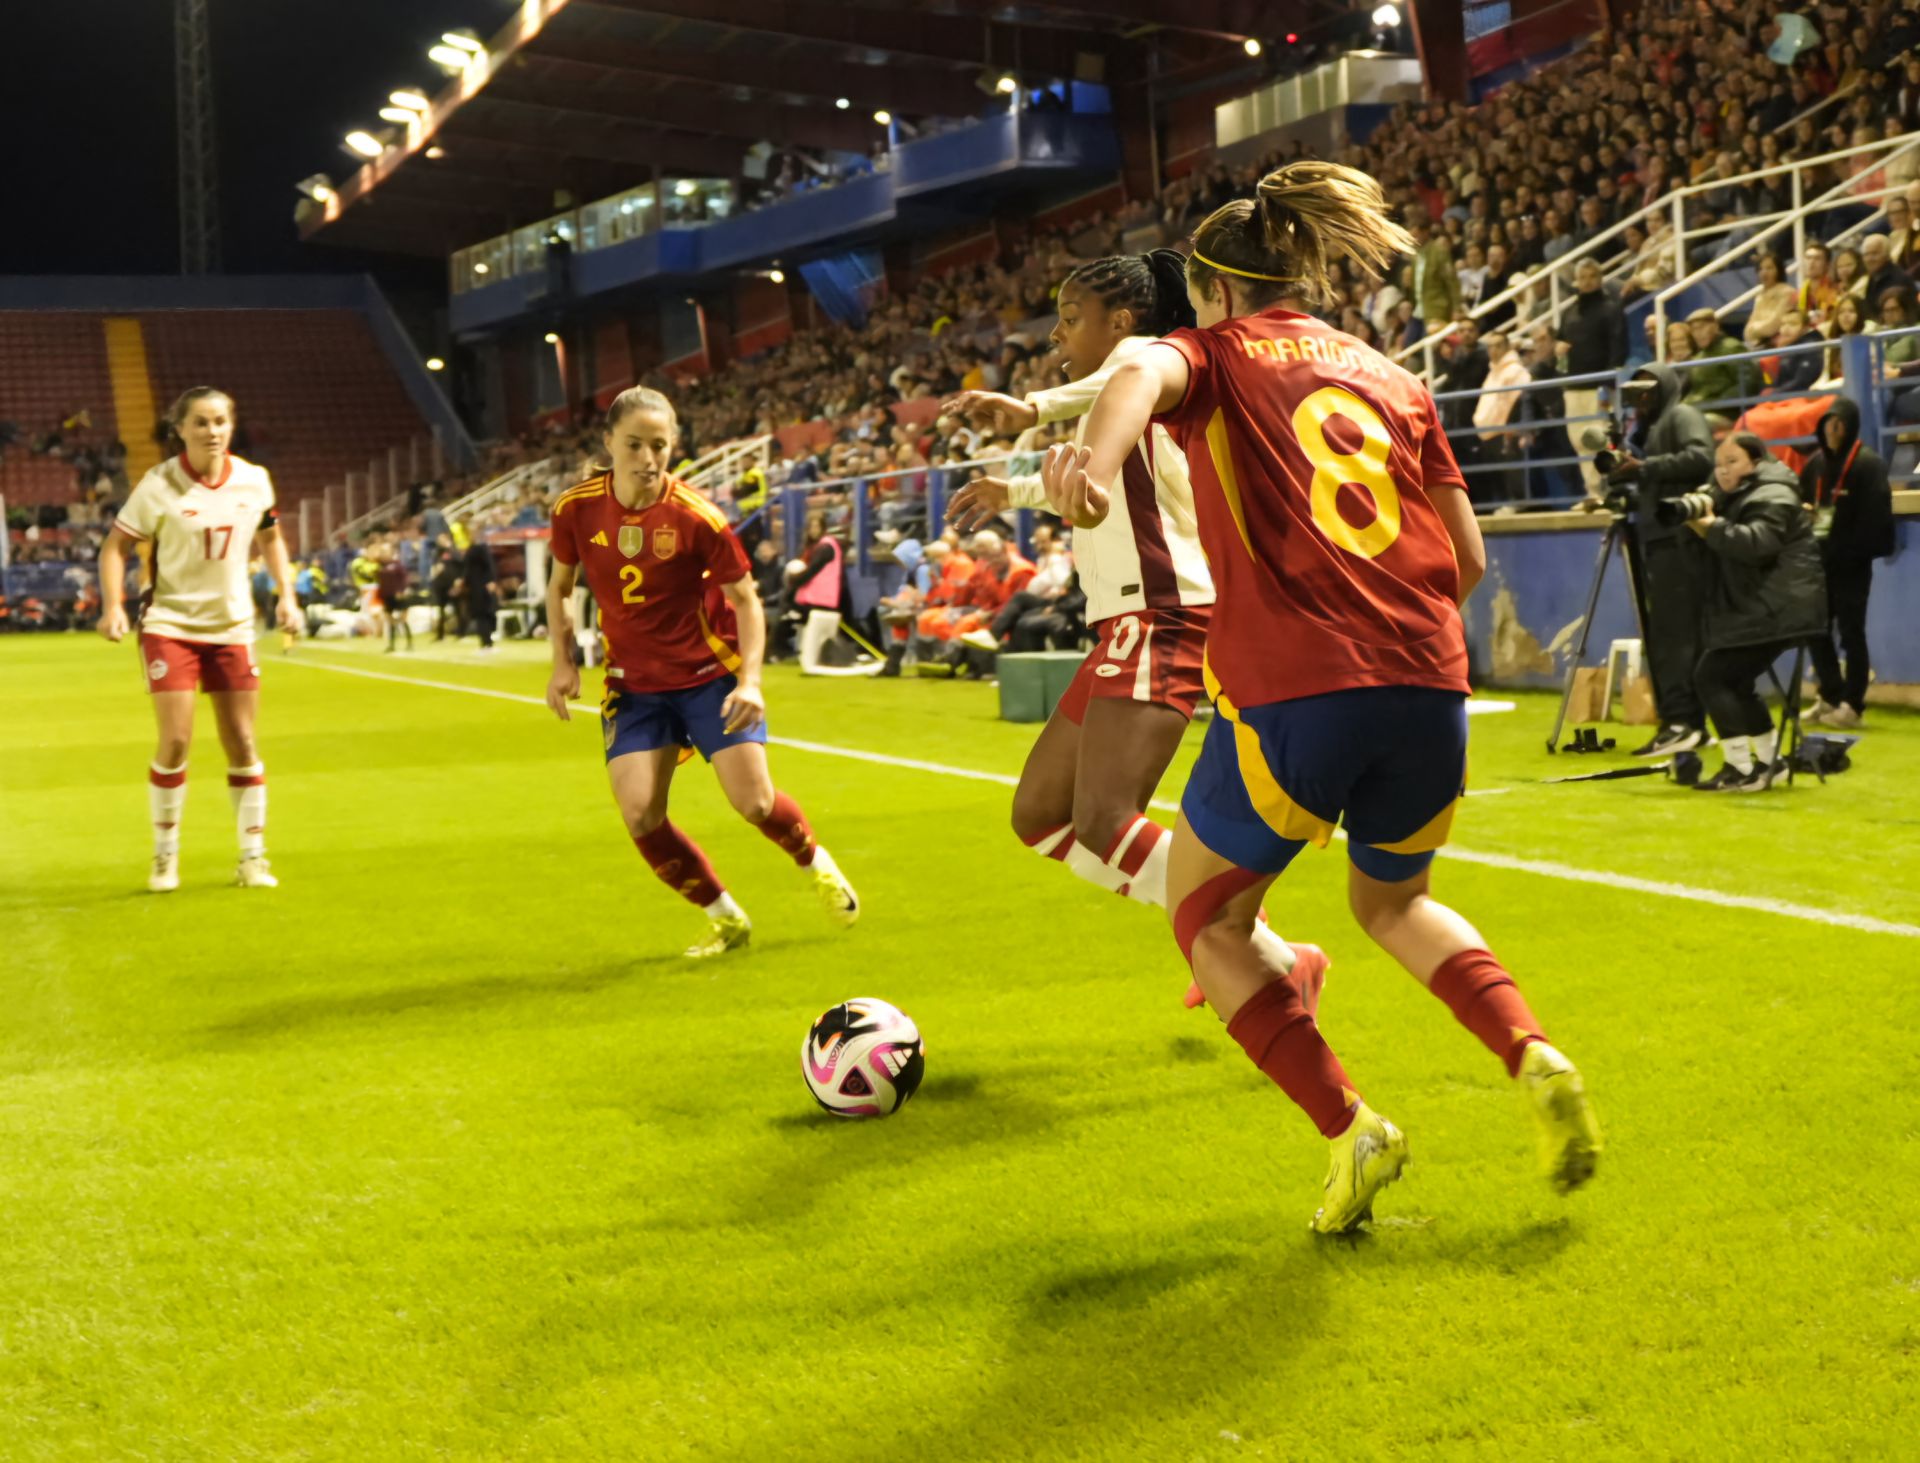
[{"x1": 1184, "y1": 942, "x2": 1330, "y2": 1015}]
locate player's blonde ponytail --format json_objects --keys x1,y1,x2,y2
[
  {"x1": 605, "y1": 385, "x2": 678, "y2": 433},
  {"x1": 1188, "y1": 161, "x2": 1414, "y2": 312}
]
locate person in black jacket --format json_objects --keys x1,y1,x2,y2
[
  {"x1": 1798, "y1": 399, "x2": 1895, "y2": 728},
  {"x1": 1687, "y1": 434, "x2": 1829, "y2": 793},
  {"x1": 1556, "y1": 259, "x2": 1626, "y2": 493},
  {"x1": 461, "y1": 538, "x2": 498, "y2": 652},
  {"x1": 1601, "y1": 363, "x2": 1716, "y2": 756}
]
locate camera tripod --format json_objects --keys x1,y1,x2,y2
[{"x1": 1546, "y1": 513, "x2": 1645, "y2": 754}]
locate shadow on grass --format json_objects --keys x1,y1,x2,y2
[{"x1": 191, "y1": 943, "x2": 815, "y2": 1044}]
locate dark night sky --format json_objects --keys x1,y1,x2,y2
[{"x1": 4, "y1": 0, "x2": 504, "y2": 283}]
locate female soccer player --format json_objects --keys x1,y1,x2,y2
[
  {"x1": 1041, "y1": 163, "x2": 1601, "y2": 1233},
  {"x1": 946, "y1": 252, "x2": 1323, "y2": 1008},
  {"x1": 98, "y1": 387, "x2": 300, "y2": 892},
  {"x1": 543, "y1": 386, "x2": 859, "y2": 958}
]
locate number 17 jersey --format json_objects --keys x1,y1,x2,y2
[
  {"x1": 548, "y1": 473, "x2": 752, "y2": 693},
  {"x1": 1152, "y1": 309, "x2": 1471, "y2": 710}
]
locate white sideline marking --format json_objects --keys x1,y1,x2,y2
[{"x1": 280, "y1": 657, "x2": 1920, "y2": 940}]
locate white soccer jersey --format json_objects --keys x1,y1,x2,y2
[
  {"x1": 114, "y1": 453, "x2": 277, "y2": 645},
  {"x1": 1006, "y1": 335, "x2": 1214, "y2": 625}
]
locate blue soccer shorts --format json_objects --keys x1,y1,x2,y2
[
  {"x1": 601, "y1": 673, "x2": 768, "y2": 764},
  {"x1": 1181, "y1": 685, "x2": 1469, "y2": 883}
]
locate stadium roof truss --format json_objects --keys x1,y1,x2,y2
[{"x1": 301, "y1": 0, "x2": 1338, "y2": 258}]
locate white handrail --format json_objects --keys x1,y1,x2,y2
[
  {"x1": 1652, "y1": 132, "x2": 1920, "y2": 353},
  {"x1": 443, "y1": 458, "x2": 553, "y2": 526},
  {"x1": 681, "y1": 434, "x2": 772, "y2": 497},
  {"x1": 1394, "y1": 127, "x2": 1920, "y2": 378}
]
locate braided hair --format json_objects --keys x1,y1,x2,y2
[{"x1": 1060, "y1": 249, "x2": 1197, "y2": 336}]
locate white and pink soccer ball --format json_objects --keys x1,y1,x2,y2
[{"x1": 801, "y1": 997, "x2": 925, "y2": 1117}]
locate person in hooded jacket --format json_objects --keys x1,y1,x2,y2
[
  {"x1": 1600, "y1": 362, "x2": 1716, "y2": 757},
  {"x1": 1687, "y1": 434, "x2": 1829, "y2": 792},
  {"x1": 1798, "y1": 399, "x2": 1894, "y2": 728}
]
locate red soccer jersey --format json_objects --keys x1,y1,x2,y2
[
  {"x1": 548, "y1": 473, "x2": 752, "y2": 693},
  {"x1": 1153, "y1": 308, "x2": 1471, "y2": 709}
]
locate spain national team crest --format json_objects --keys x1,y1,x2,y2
[
  {"x1": 617, "y1": 524, "x2": 645, "y2": 559},
  {"x1": 652, "y1": 528, "x2": 677, "y2": 560}
]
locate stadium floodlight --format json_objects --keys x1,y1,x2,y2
[
  {"x1": 440, "y1": 31, "x2": 485, "y2": 54},
  {"x1": 674, "y1": 179, "x2": 699, "y2": 196},
  {"x1": 1243, "y1": 37, "x2": 1263, "y2": 56},
  {"x1": 1372, "y1": 4, "x2": 1401, "y2": 25},
  {"x1": 389, "y1": 90, "x2": 432, "y2": 112},
  {"x1": 473, "y1": 262, "x2": 490, "y2": 274},
  {"x1": 379, "y1": 107, "x2": 417, "y2": 124},
  {"x1": 768, "y1": 268, "x2": 786, "y2": 284},
  {"x1": 426, "y1": 358, "x2": 446, "y2": 372},
  {"x1": 296, "y1": 174, "x2": 335, "y2": 203},
  {"x1": 543, "y1": 332, "x2": 560, "y2": 345},
  {"x1": 873, "y1": 109, "x2": 892, "y2": 125},
  {"x1": 429, "y1": 44, "x2": 473, "y2": 71},
  {"x1": 995, "y1": 73, "x2": 1017, "y2": 95},
  {"x1": 425, "y1": 146, "x2": 446, "y2": 160},
  {"x1": 344, "y1": 131, "x2": 384, "y2": 158},
  {"x1": 835, "y1": 97, "x2": 850, "y2": 110}
]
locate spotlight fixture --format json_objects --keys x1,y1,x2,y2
[
  {"x1": 674, "y1": 179, "x2": 699, "y2": 196},
  {"x1": 343, "y1": 131, "x2": 383, "y2": 158},
  {"x1": 296, "y1": 174, "x2": 335, "y2": 203},
  {"x1": 995, "y1": 73, "x2": 1017, "y2": 94},
  {"x1": 768, "y1": 268, "x2": 786, "y2": 284},
  {"x1": 474, "y1": 262, "x2": 490, "y2": 275},
  {"x1": 873, "y1": 109, "x2": 892, "y2": 125},
  {"x1": 543, "y1": 332, "x2": 560, "y2": 345},
  {"x1": 379, "y1": 107, "x2": 417, "y2": 124},
  {"x1": 429, "y1": 44, "x2": 472, "y2": 70},
  {"x1": 426, "y1": 358, "x2": 446, "y2": 372},
  {"x1": 440, "y1": 31, "x2": 484, "y2": 54},
  {"x1": 425, "y1": 146, "x2": 446, "y2": 160},
  {"x1": 1243, "y1": 38, "x2": 1263, "y2": 56},
  {"x1": 390, "y1": 90, "x2": 432, "y2": 112},
  {"x1": 1371, "y1": 4, "x2": 1402, "y2": 24},
  {"x1": 835, "y1": 97, "x2": 850, "y2": 110}
]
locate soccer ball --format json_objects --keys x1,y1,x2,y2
[{"x1": 802, "y1": 997, "x2": 925, "y2": 1117}]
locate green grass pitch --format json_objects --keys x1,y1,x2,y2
[{"x1": 4, "y1": 632, "x2": 1918, "y2": 1460}]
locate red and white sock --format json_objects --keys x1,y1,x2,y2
[
  {"x1": 148, "y1": 761, "x2": 187, "y2": 855},
  {"x1": 227, "y1": 763, "x2": 267, "y2": 860},
  {"x1": 1025, "y1": 823, "x2": 1126, "y2": 894},
  {"x1": 1102, "y1": 816, "x2": 1169, "y2": 905}
]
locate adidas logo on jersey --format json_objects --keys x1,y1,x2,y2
[{"x1": 590, "y1": 531, "x2": 609, "y2": 547}]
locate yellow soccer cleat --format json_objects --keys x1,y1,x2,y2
[
  {"x1": 685, "y1": 914, "x2": 752, "y2": 960},
  {"x1": 1519, "y1": 1042, "x2": 1602, "y2": 1194},
  {"x1": 1310, "y1": 1102, "x2": 1409, "y2": 1235},
  {"x1": 807, "y1": 845, "x2": 859, "y2": 928}
]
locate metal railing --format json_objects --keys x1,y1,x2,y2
[
  {"x1": 681, "y1": 433, "x2": 773, "y2": 496},
  {"x1": 293, "y1": 430, "x2": 447, "y2": 556},
  {"x1": 1870, "y1": 324, "x2": 1920, "y2": 486},
  {"x1": 1398, "y1": 128, "x2": 1920, "y2": 379},
  {"x1": 1652, "y1": 131, "x2": 1920, "y2": 350}
]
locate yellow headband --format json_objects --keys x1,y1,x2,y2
[{"x1": 1190, "y1": 250, "x2": 1295, "y2": 284}]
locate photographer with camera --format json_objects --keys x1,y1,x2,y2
[
  {"x1": 1590, "y1": 363, "x2": 1716, "y2": 758},
  {"x1": 1684, "y1": 434, "x2": 1828, "y2": 793}
]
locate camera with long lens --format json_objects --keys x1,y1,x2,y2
[{"x1": 1654, "y1": 488, "x2": 1718, "y2": 528}]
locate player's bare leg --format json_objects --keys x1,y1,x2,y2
[
  {"x1": 1009, "y1": 703, "x2": 1083, "y2": 865},
  {"x1": 145, "y1": 691, "x2": 195, "y2": 892},
  {"x1": 712, "y1": 744, "x2": 857, "y2": 928},
  {"x1": 1348, "y1": 863, "x2": 1600, "y2": 1193},
  {"x1": 1169, "y1": 817, "x2": 1403, "y2": 1234},
  {"x1": 612, "y1": 746, "x2": 748, "y2": 957}
]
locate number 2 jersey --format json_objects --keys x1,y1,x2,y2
[
  {"x1": 113, "y1": 453, "x2": 278, "y2": 645},
  {"x1": 548, "y1": 472, "x2": 752, "y2": 693},
  {"x1": 1152, "y1": 308, "x2": 1471, "y2": 710}
]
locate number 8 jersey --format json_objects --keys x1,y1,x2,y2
[
  {"x1": 1152, "y1": 309, "x2": 1471, "y2": 708},
  {"x1": 113, "y1": 453, "x2": 278, "y2": 645}
]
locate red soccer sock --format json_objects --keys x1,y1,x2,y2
[
  {"x1": 1022, "y1": 823, "x2": 1077, "y2": 861},
  {"x1": 1225, "y1": 978, "x2": 1359, "y2": 1138},
  {"x1": 633, "y1": 822, "x2": 725, "y2": 907},
  {"x1": 754, "y1": 790, "x2": 816, "y2": 867},
  {"x1": 1427, "y1": 948, "x2": 1545, "y2": 1078}
]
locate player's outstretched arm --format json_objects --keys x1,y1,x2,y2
[
  {"x1": 544, "y1": 559, "x2": 582, "y2": 720},
  {"x1": 940, "y1": 390, "x2": 1038, "y2": 434},
  {"x1": 97, "y1": 527, "x2": 135, "y2": 642},
  {"x1": 719, "y1": 577, "x2": 766, "y2": 734}
]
